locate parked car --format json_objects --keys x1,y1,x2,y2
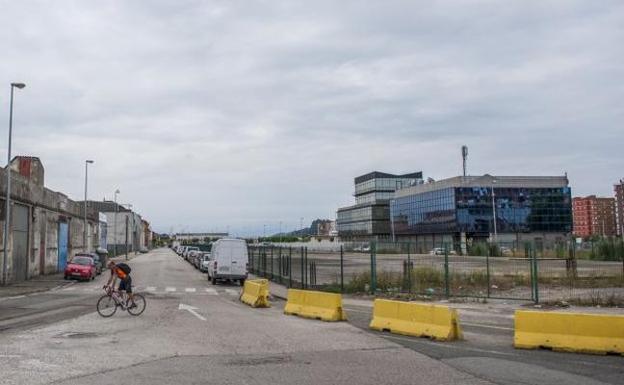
[
  {"x1": 499, "y1": 246, "x2": 513, "y2": 256},
  {"x1": 429, "y1": 248, "x2": 457, "y2": 255},
  {"x1": 199, "y1": 252, "x2": 212, "y2": 273},
  {"x1": 139, "y1": 246, "x2": 148, "y2": 253},
  {"x1": 64, "y1": 256, "x2": 96, "y2": 281},
  {"x1": 207, "y1": 238, "x2": 248, "y2": 285},
  {"x1": 74, "y1": 253, "x2": 102, "y2": 275},
  {"x1": 184, "y1": 246, "x2": 199, "y2": 260},
  {"x1": 188, "y1": 250, "x2": 201, "y2": 268}
]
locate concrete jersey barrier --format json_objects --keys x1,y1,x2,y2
[
  {"x1": 240, "y1": 279, "x2": 270, "y2": 308},
  {"x1": 514, "y1": 310, "x2": 624, "y2": 355},
  {"x1": 369, "y1": 299, "x2": 463, "y2": 341},
  {"x1": 284, "y1": 289, "x2": 347, "y2": 321}
]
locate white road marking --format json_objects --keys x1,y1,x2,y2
[
  {"x1": 225, "y1": 289, "x2": 239, "y2": 296},
  {"x1": 382, "y1": 334, "x2": 514, "y2": 356},
  {"x1": 146, "y1": 286, "x2": 157, "y2": 292},
  {"x1": 344, "y1": 308, "x2": 370, "y2": 314},
  {"x1": 185, "y1": 288, "x2": 196, "y2": 293},
  {"x1": 0, "y1": 295, "x2": 26, "y2": 302},
  {"x1": 178, "y1": 303, "x2": 206, "y2": 321},
  {"x1": 62, "y1": 287, "x2": 77, "y2": 291},
  {"x1": 165, "y1": 287, "x2": 176, "y2": 292},
  {"x1": 461, "y1": 322, "x2": 514, "y2": 331},
  {"x1": 205, "y1": 288, "x2": 218, "y2": 295},
  {"x1": 0, "y1": 354, "x2": 21, "y2": 359}
]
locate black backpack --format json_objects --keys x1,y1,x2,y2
[{"x1": 116, "y1": 263, "x2": 131, "y2": 275}]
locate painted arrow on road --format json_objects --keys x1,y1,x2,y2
[{"x1": 178, "y1": 303, "x2": 206, "y2": 321}]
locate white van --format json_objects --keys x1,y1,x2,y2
[{"x1": 207, "y1": 239, "x2": 248, "y2": 285}]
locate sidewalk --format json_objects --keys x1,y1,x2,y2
[
  {"x1": 0, "y1": 273, "x2": 70, "y2": 299},
  {"x1": 0, "y1": 251, "x2": 149, "y2": 299}
]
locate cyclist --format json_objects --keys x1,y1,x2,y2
[{"x1": 104, "y1": 260, "x2": 136, "y2": 308}]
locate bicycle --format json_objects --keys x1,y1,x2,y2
[{"x1": 97, "y1": 286, "x2": 146, "y2": 317}]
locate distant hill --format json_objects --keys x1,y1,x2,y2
[{"x1": 283, "y1": 219, "x2": 332, "y2": 237}]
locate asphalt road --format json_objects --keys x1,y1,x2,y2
[
  {"x1": 0, "y1": 248, "x2": 497, "y2": 385},
  {"x1": 343, "y1": 302, "x2": 624, "y2": 385}
]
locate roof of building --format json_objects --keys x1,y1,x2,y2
[
  {"x1": 11, "y1": 155, "x2": 42, "y2": 163},
  {"x1": 394, "y1": 174, "x2": 569, "y2": 198},
  {"x1": 354, "y1": 171, "x2": 423, "y2": 184},
  {"x1": 79, "y1": 200, "x2": 131, "y2": 213}
]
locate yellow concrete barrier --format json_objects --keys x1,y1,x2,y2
[
  {"x1": 369, "y1": 299, "x2": 463, "y2": 341},
  {"x1": 514, "y1": 310, "x2": 624, "y2": 355},
  {"x1": 284, "y1": 289, "x2": 347, "y2": 321},
  {"x1": 240, "y1": 279, "x2": 270, "y2": 308}
]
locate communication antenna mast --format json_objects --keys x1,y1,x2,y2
[{"x1": 462, "y1": 145, "x2": 468, "y2": 177}]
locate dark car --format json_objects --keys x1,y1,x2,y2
[{"x1": 75, "y1": 252, "x2": 103, "y2": 275}]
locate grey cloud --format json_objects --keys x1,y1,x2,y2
[{"x1": 0, "y1": 0, "x2": 622, "y2": 234}]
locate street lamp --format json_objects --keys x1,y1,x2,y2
[
  {"x1": 114, "y1": 189, "x2": 120, "y2": 256},
  {"x1": 491, "y1": 179, "x2": 498, "y2": 245},
  {"x1": 83, "y1": 160, "x2": 94, "y2": 252},
  {"x1": 2, "y1": 82, "x2": 26, "y2": 285}
]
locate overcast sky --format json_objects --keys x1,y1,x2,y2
[{"x1": 1, "y1": 1, "x2": 622, "y2": 235}]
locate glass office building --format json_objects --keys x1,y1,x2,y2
[
  {"x1": 390, "y1": 175, "x2": 572, "y2": 241},
  {"x1": 337, "y1": 171, "x2": 423, "y2": 240}
]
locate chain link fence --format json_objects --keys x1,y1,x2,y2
[{"x1": 248, "y1": 239, "x2": 624, "y2": 304}]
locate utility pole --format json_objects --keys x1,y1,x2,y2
[
  {"x1": 113, "y1": 189, "x2": 120, "y2": 257},
  {"x1": 125, "y1": 215, "x2": 129, "y2": 260},
  {"x1": 3, "y1": 82, "x2": 25, "y2": 286},
  {"x1": 83, "y1": 160, "x2": 94, "y2": 252}
]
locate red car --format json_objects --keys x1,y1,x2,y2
[{"x1": 64, "y1": 256, "x2": 96, "y2": 281}]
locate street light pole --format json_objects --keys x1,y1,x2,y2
[
  {"x1": 83, "y1": 160, "x2": 94, "y2": 252},
  {"x1": 2, "y1": 82, "x2": 25, "y2": 286},
  {"x1": 114, "y1": 189, "x2": 120, "y2": 257}
]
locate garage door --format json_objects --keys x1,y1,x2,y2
[{"x1": 12, "y1": 203, "x2": 29, "y2": 282}]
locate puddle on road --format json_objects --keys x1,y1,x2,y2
[
  {"x1": 55, "y1": 331, "x2": 99, "y2": 339},
  {"x1": 226, "y1": 355, "x2": 293, "y2": 366}
]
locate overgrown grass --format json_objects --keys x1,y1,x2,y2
[
  {"x1": 550, "y1": 290, "x2": 624, "y2": 307},
  {"x1": 322, "y1": 268, "x2": 623, "y2": 297}
]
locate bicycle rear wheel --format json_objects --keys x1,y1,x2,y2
[
  {"x1": 97, "y1": 295, "x2": 118, "y2": 317},
  {"x1": 127, "y1": 294, "x2": 146, "y2": 316}
]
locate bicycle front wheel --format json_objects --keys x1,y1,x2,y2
[
  {"x1": 97, "y1": 295, "x2": 118, "y2": 317},
  {"x1": 127, "y1": 294, "x2": 146, "y2": 316}
]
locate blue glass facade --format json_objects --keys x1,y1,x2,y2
[{"x1": 391, "y1": 186, "x2": 572, "y2": 236}]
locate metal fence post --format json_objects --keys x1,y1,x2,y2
[
  {"x1": 300, "y1": 246, "x2": 304, "y2": 289},
  {"x1": 270, "y1": 246, "x2": 274, "y2": 280},
  {"x1": 531, "y1": 245, "x2": 539, "y2": 303},
  {"x1": 288, "y1": 246, "x2": 292, "y2": 288},
  {"x1": 370, "y1": 241, "x2": 377, "y2": 294},
  {"x1": 444, "y1": 243, "x2": 450, "y2": 298},
  {"x1": 621, "y1": 238, "x2": 624, "y2": 282},
  {"x1": 486, "y1": 243, "x2": 491, "y2": 298},
  {"x1": 304, "y1": 247, "x2": 308, "y2": 289},
  {"x1": 407, "y1": 242, "x2": 412, "y2": 295},
  {"x1": 340, "y1": 245, "x2": 344, "y2": 293}
]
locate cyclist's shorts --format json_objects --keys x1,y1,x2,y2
[{"x1": 118, "y1": 276, "x2": 132, "y2": 293}]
